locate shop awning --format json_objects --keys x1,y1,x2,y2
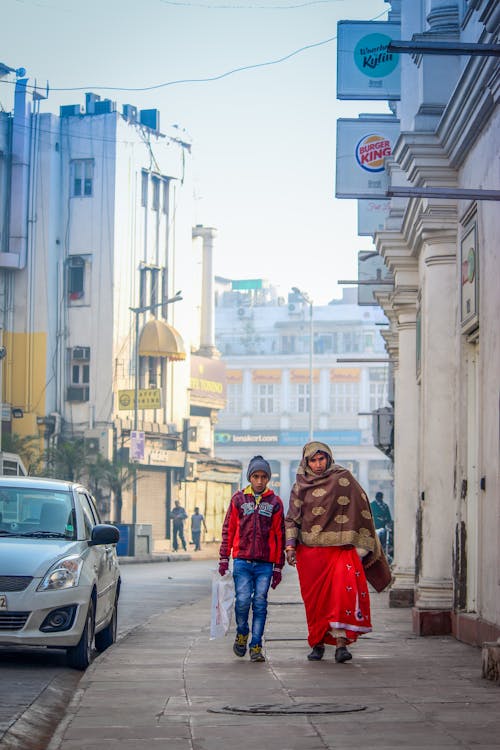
[{"x1": 138, "y1": 319, "x2": 186, "y2": 361}]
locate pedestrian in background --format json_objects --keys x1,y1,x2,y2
[
  {"x1": 171, "y1": 499, "x2": 188, "y2": 552},
  {"x1": 285, "y1": 441, "x2": 386, "y2": 664},
  {"x1": 218, "y1": 455, "x2": 285, "y2": 663},
  {"x1": 370, "y1": 491, "x2": 393, "y2": 552},
  {"x1": 191, "y1": 506, "x2": 207, "y2": 551}
]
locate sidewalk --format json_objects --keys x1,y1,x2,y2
[{"x1": 48, "y1": 567, "x2": 500, "y2": 750}]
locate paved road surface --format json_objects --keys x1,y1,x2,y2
[{"x1": 0, "y1": 559, "x2": 214, "y2": 749}]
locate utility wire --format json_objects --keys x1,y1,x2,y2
[
  {"x1": 1, "y1": 9, "x2": 387, "y2": 94},
  {"x1": 159, "y1": 0, "x2": 347, "y2": 8}
]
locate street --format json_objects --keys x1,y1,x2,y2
[{"x1": 0, "y1": 558, "x2": 215, "y2": 750}]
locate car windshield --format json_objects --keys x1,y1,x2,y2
[{"x1": 0, "y1": 487, "x2": 76, "y2": 539}]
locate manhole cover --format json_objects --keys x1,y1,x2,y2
[{"x1": 209, "y1": 703, "x2": 367, "y2": 715}]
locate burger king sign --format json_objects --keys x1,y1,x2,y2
[
  {"x1": 335, "y1": 116, "x2": 400, "y2": 199},
  {"x1": 356, "y1": 133, "x2": 393, "y2": 172}
]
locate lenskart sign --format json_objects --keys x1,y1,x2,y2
[
  {"x1": 337, "y1": 20, "x2": 401, "y2": 100},
  {"x1": 215, "y1": 431, "x2": 280, "y2": 445},
  {"x1": 215, "y1": 430, "x2": 361, "y2": 446}
]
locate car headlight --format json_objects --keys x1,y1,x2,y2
[{"x1": 37, "y1": 555, "x2": 84, "y2": 591}]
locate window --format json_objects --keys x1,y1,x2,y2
[
  {"x1": 281, "y1": 335, "x2": 296, "y2": 354},
  {"x1": 253, "y1": 384, "x2": 278, "y2": 414},
  {"x1": 162, "y1": 178, "x2": 169, "y2": 214},
  {"x1": 342, "y1": 331, "x2": 361, "y2": 353},
  {"x1": 330, "y1": 382, "x2": 359, "y2": 415},
  {"x1": 225, "y1": 383, "x2": 242, "y2": 415},
  {"x1": 68, "y1": 256, "x2": 84, "y2": 300},
  {"x1": 139, "y1": 266, "x2": 162, "y2": 311},
  {"x1": 67, "y1": 255, "x2": 91, "y2": 305},
  {"x1": 369, "y1": 368, "x2": 388, "y2": 410},
  {"x1": 297, "y1": 383, "x2": 309, "y2": 414},
  {"x1": 67, "y1": 348, "x2": 90, "y2": 402},
  {"x1": 152, "y1": 176, "x2": 160, "y2": 211},
  {"x1": 141, "y1": 170, "x2": 148, "y2": 207},
  {"x1": 290, "y1": 383, "x2": 319, "y2": 415},
  {"x1": 71, "y1": 159, "x2": 94, "y2": 197},
  {"x1": 77, "y1": 492, "x2": 97, "y2": 539},
  {"x1": 147, "y1": 357, "x2": 162, "y2": 389}
]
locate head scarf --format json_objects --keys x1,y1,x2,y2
[
  {"x1": 285, "y1": 441, "x2": 377, "y2": 553},
  {"x1": 301, "y1": 441, "x2": 333, "y2": 476}
]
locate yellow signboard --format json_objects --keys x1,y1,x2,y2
[{"x1": 118, "y1": 388, "x2": 161, "y2": 410}]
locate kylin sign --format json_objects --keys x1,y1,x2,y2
[{"x1": 337, "y1": 20, "x2": 401, "y2": 100}]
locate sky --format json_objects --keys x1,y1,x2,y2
[{"x1": 2, "y1": 0, "x2": 391, "y2": 305}]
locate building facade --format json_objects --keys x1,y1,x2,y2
[
  {"x1": 0, "y1": 79, "x2": 238, "y2": 550},
  {"x1": 214, "y1": 280, "x2": 393, "y2": 508},
  {"x1": 360, "y1": 0, "x2": 500, "y2": 660}
]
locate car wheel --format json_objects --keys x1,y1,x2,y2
[
  {"x1": 95, "y1": 597, "x2": 118, "y2": 653},
  {"x1": 67, "y1": 600, "x2": 95, "y2": 670}
]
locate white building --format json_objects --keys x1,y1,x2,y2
[
  {"x1": 359, "y1": 0, "x2": 500, "y2": 663},
  {"x1": 0, "y1": 81, "x2": 237, "y2": 550},
  {"x1": 214, "y1": 279, "x2": 393, "y2": 506}
]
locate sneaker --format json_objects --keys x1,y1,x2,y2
[
  {"x1": 233, "y1": 633, "x2": 249, "y2": 657},
  {"x1": 249, "y1": 645, "x2": 265, "y2": 662},
  {"x1": 307, "y1": 644, "x2": 325, "y2": 661},
  {"x1": 335, "y1": 646, "x2": 353, "y2": 663}
]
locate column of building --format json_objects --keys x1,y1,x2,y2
[{"x1": 377, "y1": 231, "x2": 420, "y2": 608}]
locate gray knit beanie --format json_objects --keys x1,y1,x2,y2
[{"x1": 246, "y1": 455, "x2": 271, "y2": 480}]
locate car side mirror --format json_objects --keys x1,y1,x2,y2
[{"x1": 89, "y1": 523, "x2": 120, "y2": 546}]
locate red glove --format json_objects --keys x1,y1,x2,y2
[
  {"x1": 270, "y1": 568, "x2": 282, "y2": 589},
  {"x1": 218, "y1": 560, "x2": 229, "y2": 576}
]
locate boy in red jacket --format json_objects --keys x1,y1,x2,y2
[{"x1": 219, "y1": 455, "x2": 285, "y2": 662}]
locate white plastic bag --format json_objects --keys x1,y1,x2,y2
[{"x1": 210, "y1": 569, "x2": 235, "y2": 640}]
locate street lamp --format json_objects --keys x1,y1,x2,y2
[
  {"x1": 129, "y1": 292, "x2": 182, "y2": 527},
  {"x1": 292, "y1": 287, "x2": 314, "y2": 442}
]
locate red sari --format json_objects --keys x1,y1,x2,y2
[{"x1": 296, "y1": 544, "x2": 372, "y2": 647}]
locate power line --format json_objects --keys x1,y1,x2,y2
[
  {"x1": 0, "y1": 9, "x2": 387, "y2": 95},
  {"x1": 159, "y1": 0, "x2": 347, "y2": 8}
]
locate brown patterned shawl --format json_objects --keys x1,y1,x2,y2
[{"x1": 285, "y1": 441, "x2": 377, "y2": 553}]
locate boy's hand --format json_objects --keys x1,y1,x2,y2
[
  {"x1": 271, "y1": 568, "x2": 282, "y2": 589},
  {"x1": 218, "y1": 560, "x2": 229, "y2": 576}
]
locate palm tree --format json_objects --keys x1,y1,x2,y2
[
  {"x1": 101, "y1": 460, "x2": 136, "y2": 524},
  {"x1": 46, "y1": 438, "x2": 87, "y2": 482}
]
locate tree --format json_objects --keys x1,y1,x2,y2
[
  {"x1": 101, "y1": 460, "x2": 136, "y2": 524},
  {"x1": 46, "y1": 438, "x2": 87, "y2": 482},
  {"x1": 1, "y1": 433, "x2": 44, "y2": 475}
]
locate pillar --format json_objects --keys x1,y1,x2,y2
[{"x1": 192, "y1": 225, "x2": 219, "y2": 358}]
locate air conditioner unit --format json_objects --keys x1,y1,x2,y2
[
  {"x1": 66, "y1": 386, "x2": 90, "y2": 403},
  {"x1": 85, "y1": 437, "x2": 99, "y2": 454},
  {"x1": 73, "y1": 346, "x2": 90, "y2": 361},
  {"x1": 60, "y1": 104, "x2": 84, "y2": 117},
  {"x1": 184, "y1": 459, "x2": 197, "y2": 481},
  {"x1": 95, "y1": 99, "x2": 116, "y2": 114},
  {"x1": 288, "y1": 302, "x2": 301, "y2": 314},
  {"x1": 123, "y1": 104, "x2": 138, "y2": 123},
  {"x1": 140, "y1": 108, "x2": 160, "y2": 132}
]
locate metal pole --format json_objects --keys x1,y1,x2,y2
[
  {"x1": 128, "y1": 293, "x2": 182, "y2": 536},
  {"x1": 308, "y1": 301, "x2": 313, "y2": 442},
  {"x1": 131, "y1": 311, "x2": 139, "y2": 526},
  {"x1": 0, "y1": 328, "x2": 3, "y2": 455}
]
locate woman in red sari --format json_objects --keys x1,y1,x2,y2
[{"x1": 285, "y1": 441, "x2": 382, "y2": 663}]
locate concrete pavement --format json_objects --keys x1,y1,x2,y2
[{"x1": 47, "y1": 564, "x2": 500, "y2": 750}]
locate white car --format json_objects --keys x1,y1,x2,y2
[{"x1": 0, "y1": 476, "x2": 121, "y2": 669}]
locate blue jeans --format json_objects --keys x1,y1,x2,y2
[{"x1": 233, "y1": 559, "x2": 273, "y2": 648}]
